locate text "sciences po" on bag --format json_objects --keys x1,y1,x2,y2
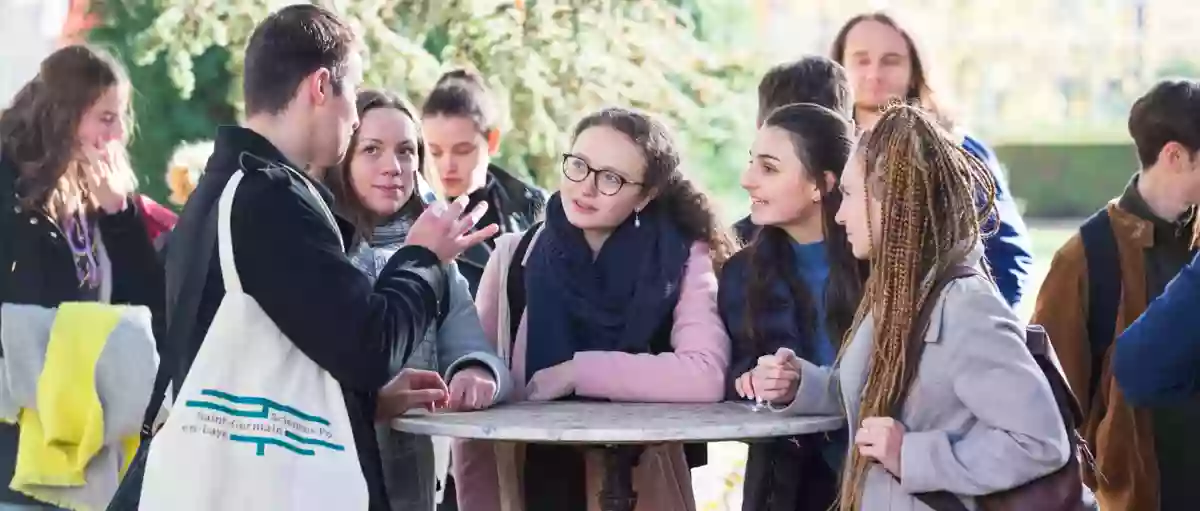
[{"x1": 138, "y1": 167, "x2": 367, "y2": 510}]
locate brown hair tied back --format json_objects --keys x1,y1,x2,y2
[{"x1": 836, "y1": 102, "x2": 997, "y2": 511}]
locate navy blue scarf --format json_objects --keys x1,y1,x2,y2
[{"x1": 524, "y1": 193, "x2": 691, "y2": 380}]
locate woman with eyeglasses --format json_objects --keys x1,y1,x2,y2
[{"x1": 451, "y1": 107, "x2": 735, "y2": 511}]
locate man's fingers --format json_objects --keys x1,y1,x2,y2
[
  {"x1": 395, "y1": 369, "x2": 448, "y2": 395},
  {"x1": 449, "y1": 201, "x2": 489, "y2": 236},
  {"x1": 458, "y1": 224, "x2": 500, "y2": 249},
  {"x1": 406, "y1": 389, "x2": 448, "y2": 408},
  {"x1": 442, "y1": 196, "x2": 468, "y2": 221}
]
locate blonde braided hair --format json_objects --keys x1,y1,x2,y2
[{"x1": 836, "y1": 103, "x2": 997, "y2": 511}]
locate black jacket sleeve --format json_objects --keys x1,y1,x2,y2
[
  {"x1": 230, "y1": 175, "x2": 446, "y2": 392},
  {"x1": 99, "y1": 199, "x2": 167, "y2": 342},
  {"x1": 717, "y1": 260, "x2": 756, "y2": 401}
]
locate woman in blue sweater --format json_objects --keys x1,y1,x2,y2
[{"x1": 719, "y1": 103, "x2": 865, "y2": 511}]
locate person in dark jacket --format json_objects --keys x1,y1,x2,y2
[
  {"x1": 722, "y1": 104, "x2": 863, "y2": 511},
  {"x1": 421, "y1": 68, "x2": 547, "y2": 296},
  {"x1": 829, "y1": 11, "x2": 1034, "y2": 307},
  {"x1": 1034, "y1": 78, "x2": 1200, "y2": 511},
  {"x1": 0, "y1": 45, "x2": 164, "y2": 509},
  {"x1": 732, "y1": 56, "x2": 855, "y2": 245},
  {"x1": 162, "y1": 6, "x2": 497, "y2": 511}
]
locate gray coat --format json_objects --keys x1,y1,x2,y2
[
  {"x1": 353, "y1": 240, "x2": 512, "y2": 510},
  {"x1": 352, "y1": 243, "x2": 510, "y2": 390},
  {"x1": 780, "y1": 247, "x2": 1070, "y2": 510}
]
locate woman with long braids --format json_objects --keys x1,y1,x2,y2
[
  {"x1": 720, "y1": 103, "x2": 863, "y2": 511},
  {"x1": 753, "y1": 104, "x2": 1069, "y2": 510}
]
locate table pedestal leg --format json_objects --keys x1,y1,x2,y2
[{"x1": 597, "y1": 445, "x2": 644, "y2": 511}]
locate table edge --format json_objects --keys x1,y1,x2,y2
[{"x1": 390, "y1": 415, "x2": 846, "y2": 444}]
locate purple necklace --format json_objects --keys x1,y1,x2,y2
[{"x1": 64, "y1": 212, "x2": 101, "y2": 289}]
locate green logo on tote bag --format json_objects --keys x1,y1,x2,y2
[{"x1": 184, "y1": 389, "x2": 346, "y2": 456}]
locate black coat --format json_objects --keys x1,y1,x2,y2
[
  {"x1": 0, "y1": 154, "x2": 165, "y2": 505},
  {"x1": 452, "y1": 164, "x2": 546, "y2": 296},
  {"x1": 718, "y1": 251, "x2": 842, "y2": 511},
  {"x1": 164, "y1": 126, "x2": 447, "y2": 511}
]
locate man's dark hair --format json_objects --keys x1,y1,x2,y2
[
  {"x1": 420, "y1": 68, "x2": 499, "y2": 133},
  {"x1": 756, "y1": 56, "x2": 851, "y2": 125},
  {"x1": 1128, "y1": 78, "x2": 1200, "y2": 168},
  {"x1": 242, "y1": 4, "x2": 358, "y2": 116}
]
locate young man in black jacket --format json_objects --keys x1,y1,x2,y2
[{"x1": 163, "y1": 6, "x2": 497, "y2": 510}]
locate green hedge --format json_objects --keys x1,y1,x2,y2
[{"x1": 996, "y1": 143, "x2": 1137, "y2": 219}]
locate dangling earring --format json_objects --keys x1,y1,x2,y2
[{"x1": 635, "y1": 209, "x2": 641, "y2": 228}]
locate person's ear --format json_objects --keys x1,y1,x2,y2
[
  {"x1": 636, "y1": 188, "x2": 660, "y2": 212},
  {"x1": 822, "y1": 170, "x2": 838, "y2": 194},
  {"x1": 486, "y1": 129, "x2": 501, "y2": 155},
  {"x1": 306, "y1": 68, "x2": 334, "y2": 107}
]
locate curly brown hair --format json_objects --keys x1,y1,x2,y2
[
  {"x1": 0, "y1": 44, "x2": 134, "y2": 221},
  {"x1": 572, "y1": 107, "x2": 735, "y2": 269},
  {"x1": 837, "y1": 103, "x2": 997, "y2": 511}
]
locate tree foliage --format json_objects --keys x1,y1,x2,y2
[
  {"x1": 124, "y1": 0, "x2": 760, "y2": 189},
  {"x1": 88, "y1": 0, "x2": 238, "y2": 206}
]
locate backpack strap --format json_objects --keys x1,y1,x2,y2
[
  {"x1": 892, "y1": 264, "x2": 981, "y2": 416},
  {"x1": 1078, "y1": 207, "x2": 1121, "y2": 403},
  {"x1": 886, "y1": 264, "x2": 980, "y2": 511},
  {"x1": 505, "y1": 223, "x2": 542, "y2": 344}
]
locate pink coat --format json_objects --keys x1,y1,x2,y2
[{"x1": 452, "y1": 228, "x2": 731, "y2": 511}]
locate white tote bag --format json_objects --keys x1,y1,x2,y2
[{"x1": 138, "y1": 169, "x2": 368, "y2": 510}]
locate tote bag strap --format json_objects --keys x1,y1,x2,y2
[
  {"x1": 217, "y1": 171, "x2": 247, "y2": 294},
  {"x1": 217, "y1": 168, "x2": 343, "y2": 295}
]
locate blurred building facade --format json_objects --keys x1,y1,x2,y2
[
  {"x1": 0, "y1": 0, "x2": 93, "y2": 104},
  {"x1": 754, "y1": 0, "x2": 1200, "y2": 140}
]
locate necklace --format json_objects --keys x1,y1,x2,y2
[{"x1": 64, "y1": 212, "x2": 100, "y2": 289}]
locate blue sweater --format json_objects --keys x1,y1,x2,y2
[
  {"x1": 791, "y1": 241, "x2": 836, "y2": 366},
  {"x1": 962, "y1": 134, "x2": 1034, "y2": 307},
  {"x1": 1114, "y1": 250, "x2": 1200, "y2": 406},
  {"x1": 730, "y1": 134, "x2": 1034, "y2": 308}
]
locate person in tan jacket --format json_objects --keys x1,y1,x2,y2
[{"x1": 1031, "y1": 78, "x2": 1200, "y2": 511}]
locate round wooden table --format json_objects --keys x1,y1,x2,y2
[{"x1": 394, "y1": 401, "x2": 844, "y2": 511}]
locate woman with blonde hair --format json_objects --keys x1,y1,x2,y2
[{"x1": 751, "y1": 104, "x2": 1069, "y2": 510}]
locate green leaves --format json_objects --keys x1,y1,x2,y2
[{"x1": 109, "y1": 0, "x2": 759, "y2": 192}]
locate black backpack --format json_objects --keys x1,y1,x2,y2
[
  {"x1": 504, "y1": 224, "x2": 707, "y2": 468},
  {"x1": 1078, "y1": 208, "x2": 1121, "y2": 405}
]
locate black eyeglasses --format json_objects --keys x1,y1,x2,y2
[{"x1": 561, "y1": 153, "x2": 643, "y2": 196}]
